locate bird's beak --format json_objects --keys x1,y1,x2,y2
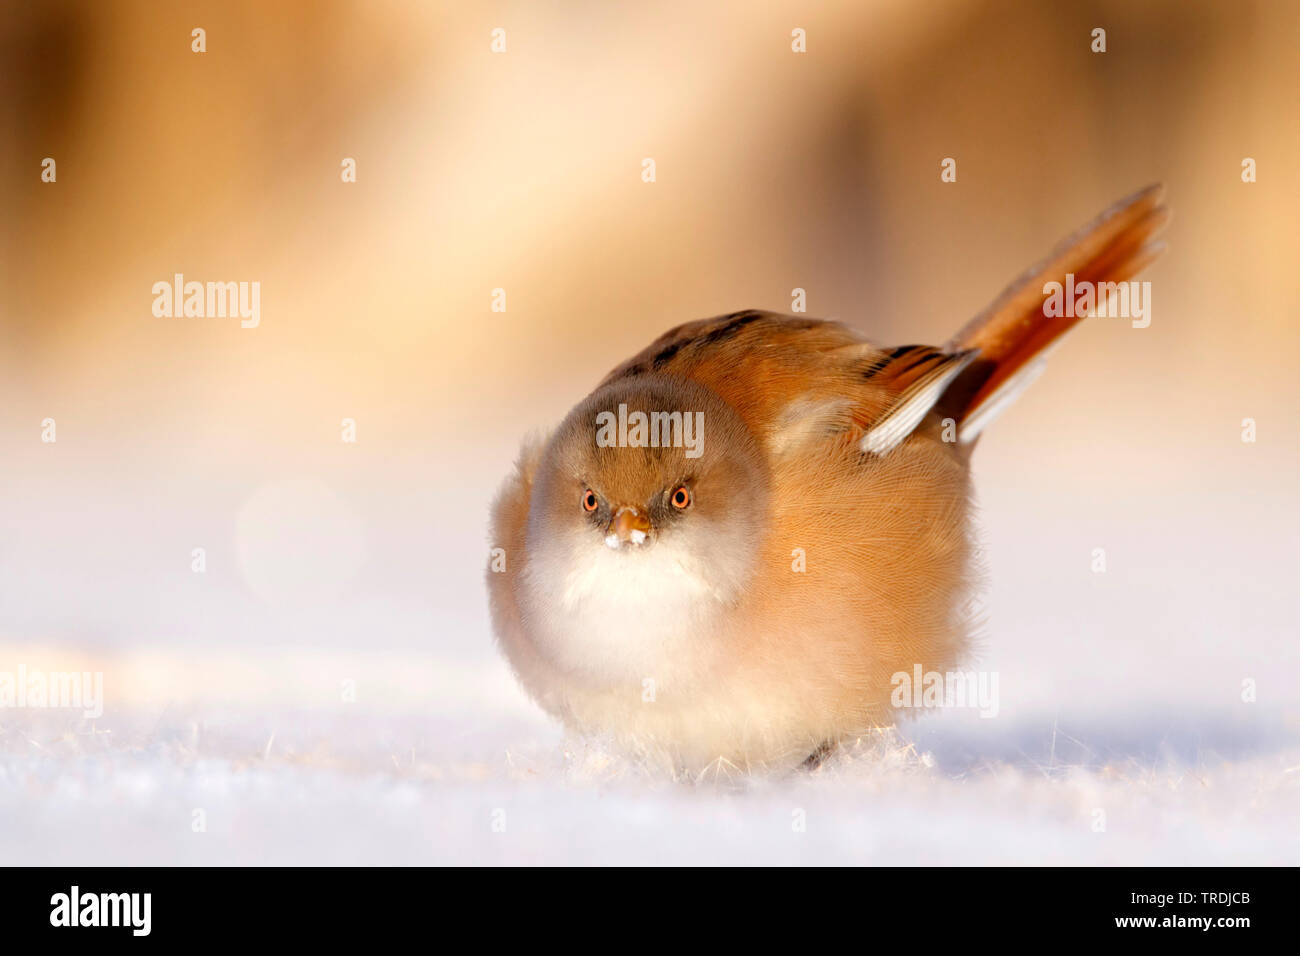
[{"x1": 605, "y1": 507, "x2": 652, "y2": 549}]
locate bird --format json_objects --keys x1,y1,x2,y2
[{"x1": 487, "y1": 185, "x2": 1169, "y2": 775}]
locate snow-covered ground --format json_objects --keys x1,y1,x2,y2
[{"x1": 3, "y1": 651, "x2": 1296, "y2": 866}]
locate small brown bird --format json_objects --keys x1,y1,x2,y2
[{"x1": 489, "y1": 186, "x2": 1168, "y2": 773}]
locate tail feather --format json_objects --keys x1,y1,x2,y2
[{"x1": 941, "y1": 184, "x2": 1169, "y2": 440}]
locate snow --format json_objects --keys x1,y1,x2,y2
[{"x1": 3, "y1": 654, "x2": 1297, "y2": 865}]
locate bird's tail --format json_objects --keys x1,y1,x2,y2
[{"x1": 940, "y1": 184, "x2": 1169, "y2": 442}]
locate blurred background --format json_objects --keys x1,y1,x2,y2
[{"x1": 2, "y1": 0, "x2": 1298, "y2": 863}]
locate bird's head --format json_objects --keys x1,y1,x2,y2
[{"x1": 519, "y1": 376, "x2": 769, "y2": 679}]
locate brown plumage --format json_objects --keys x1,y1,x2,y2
[{"x1": 488, "y1": 185, "x2": 1168, "y2": 773}]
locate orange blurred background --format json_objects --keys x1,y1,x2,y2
[{"x1": 2, "y1": 0, "x2": 1297, "y2": 719}]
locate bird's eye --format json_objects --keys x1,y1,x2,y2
[
  {"x1": 582, "y1": 489, "x2": 599, "y2": 512},
  {"x1": 670, "y1": 485, "x2": 691, "y2": 509}
]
